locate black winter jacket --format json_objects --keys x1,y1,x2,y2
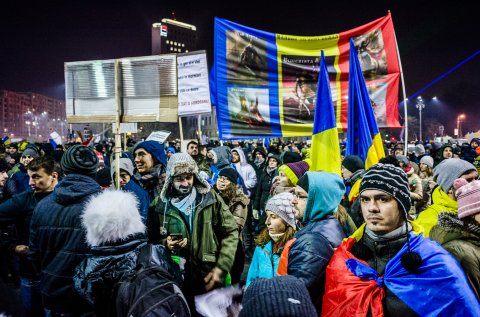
[{"x1": 28, "y1": 174, "x2": 101, "y2": 313}]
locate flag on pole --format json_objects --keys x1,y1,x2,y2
[
  {"x1": 310, "y1": 51, "x2": 341, "y2": 176},
  {"x1": 346, "y1": 39, "x2": 385, "y2": 169}
]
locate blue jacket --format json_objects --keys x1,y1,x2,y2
[
  {"x1": 28, "y1": 174, "x2": 101, "y2": 313},
  {"x1": 246, "y1": 241, "x2": 279, "y2": 287},
  {"x1": 288, "y1": 172, "x2": 346, "y2": 310},
  {"x1": 123, "y1": 180, "x2": 150, "y2": 223}
]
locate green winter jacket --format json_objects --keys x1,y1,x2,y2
[
  {"x1": 430, "y1": 212, "x2": 480, "y2": 299},
  {"x1": 148, "y1": 190, "x2": 239, "y2": 280}
]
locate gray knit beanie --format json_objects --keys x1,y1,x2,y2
[
  {"x1": 240, "y1": 276, "x2": 317, "y2": 317},
  {"x1": 60, "y1": 145, "x2": 98, "y2": 176},
  {"x1": 265, "y1": 192, "x2": 296, "y2": 228},
  {"x1": 110, "y1": 157, "x2": 135, "y2": 179},
  {"x1": 419, "y1": 155, "x2": 434, "y2": 168},
  {"x1": 433, "y1": 158, "x2": 476, "y2": 193},
  {"x1": 21, "y1": 148, "x2": 39, "y2": 159}
]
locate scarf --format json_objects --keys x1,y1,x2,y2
[
  {"x1": 171, "y1": 187, "x2": 197, "y2": 232},
  {"x1": 269, "y1": 232, "x2": 285, "y2": 242}
]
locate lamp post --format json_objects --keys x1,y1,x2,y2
[
  {"x1": 456, "y1": 114, "x2": 465, "y2": 137},
  {"x1": 415, "y1": 97, "x2": 425, "y2": 141},
  {"x1": 25, "y1": 120, "x2": 31, "y2": 137}
]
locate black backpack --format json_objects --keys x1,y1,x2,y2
[{"x1": 115, "y1": 245, "x2": 191, "y2": 317}]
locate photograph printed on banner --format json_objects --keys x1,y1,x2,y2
[
  {"x1": 226, "y1": 31, "x2": 268, "y2": 86},
  {"x1": 353, "y1": 29, "x2": 388, "y2": 80},
  {"x1": 281, "y1": 54, "x2": 336, "y2": 124},
  {"x1": 367, "y1": 80, "x2": 388, "y2": 126},
  {"x1": 227, "y1": 87, "x2": 271, "y2": 135}
]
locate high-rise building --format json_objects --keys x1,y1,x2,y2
[
  {"x1": 0, "y1": 89, "x2": 66, "y2": 140},
  {"x1": 151, "y1": 18, "x2": 197, "y2": 55}
]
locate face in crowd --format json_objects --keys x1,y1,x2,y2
[
  {"x1": 0, "y1": 170, "x2": 8, "y2": 187},
  {"x1": 231, "y1": 151, "x2": 240, "y2": 164},
  {"x1": 341, "y1": 166, "x2": 353, "y2": 181},
  {"x1": 21, "y1": 154, "x2": 35, "y2": 167},
  {"x1": 187, "y1": 143, "x2": 199, "y2": 156},
  {"x1": 443, "y1": 147, "x2": 453, "y2": 159},
  {"x1": 216, "y1": 175, "x2": 231, "y2": 191},
  {"x1": 173, "y1": 173, "x2": 194, "y2": 198},
  {"x1": 291, "y1": 185, "x2": 308, "y2": 220},
  {"x1": 360, "y1": 189, "x2": 404, "y2": 234},
  {"x1": 268, "y1": 157, "x2": 278, "y2": 169},
  {"x1": 134, "y1": 149, "x2": 155, "y2": 174},
  {"x1": 265, "y1": 211, "x2": 287, "y2": 234},
  {"x1": 28, "y1": 167, "x2": 58, "y2": 194},
  {"x1": 113, "y1": 170, "x2": 131, "y2": 188}
]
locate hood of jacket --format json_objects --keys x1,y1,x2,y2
[
  {"x1": 54, "y1": 174, "x2": 101, "y2": 205},
  {"x1": 232, "y1": 147, "x2": 249, "y2": 167},
  {"x1": 431, "y1": 186, "x2": 458, "y2": 211},
  {"x1": 212, "y1": 146, "x2": 232, "y2": 170},
  {"x1": 431, "y1": 212, "x2": 480, "y2": 247},
  {"x1": 303, "y1": 172, "x2": 345, "y2": 223},
  {"x1": 82, "y1": 190, "x2": 146, "y2": 246}
]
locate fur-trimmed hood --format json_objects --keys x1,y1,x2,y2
[
  {"x1": 81, "y1": 190, "x2": 145, "y2": 246},
  {"x1": 160, "y1": 152, "x2": 210, "y2": 202}
]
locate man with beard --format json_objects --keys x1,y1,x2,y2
[
  {"x1": 0, "y1": 157, "x2": 60, "y2": 316},
  {"x1": 133, "y1": 140, "x2": 168, "y2": 203},
  {"x1": 147, "y1": 153, "x2": 238, "y2": 310},
  {"x1": 187, "y1": 140, "x2": 211, "y2": 178}
]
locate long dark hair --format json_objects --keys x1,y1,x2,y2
[{"x1": 213, "y1": 182, "x2": 237, "y2": 205}]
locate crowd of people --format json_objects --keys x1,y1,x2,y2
[{"x1": 0, "y1": 136, "x2": 479, "y2": 316}]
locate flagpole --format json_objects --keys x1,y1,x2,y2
[{"x1": 392, "y1": 21, "x2": 409, "y2": 155}]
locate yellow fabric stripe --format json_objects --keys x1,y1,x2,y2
[{"x1": 310, "y1": 127, "x2": 341, "y2": 176}]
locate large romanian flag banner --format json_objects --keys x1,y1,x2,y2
[{"x1": 212, "y1": 12, "x2": 401, "y2": 139}]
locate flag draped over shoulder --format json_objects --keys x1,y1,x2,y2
[
  {"x1": 346, "y1": 39, "x2": 385, "y2": 169},
  {"x1": 310, "y1": 51, "x2": 341, "y2": 176}
]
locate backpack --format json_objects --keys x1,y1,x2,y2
[{"x1": 115, "y1": 245, "x2": 191, "y2": 317}]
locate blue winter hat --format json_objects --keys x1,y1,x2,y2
[
  {"x1": 134, "y1": 140, "x2": 167, "y2": 167},
  {"x1": 166, "y1": 147, "x2": 176, "y2": 154}
]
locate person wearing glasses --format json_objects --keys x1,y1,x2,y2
[
  {"x1": 416, "y1": 158, "x2": 477, "y2": 237},
  {"x1": 280, "y1": 172, "x2": 347, "y2": 312}
]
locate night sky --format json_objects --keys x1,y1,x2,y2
[{"x1": 1, "y1": 0, "x2": 478, "y2": 134}]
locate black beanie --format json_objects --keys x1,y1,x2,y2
[
  {"x1": 360, "y1": 163, "x2": 411, "y2": 218},
  {"x1": 282, "y1": 151, "x2": 302, "y2": 164},
  {"x1": 61, "y1": 145, "x2": 98, "y2": 176},
  {"x1": 95, "y1": 167, "x2": 112, "y2": 187},
  {"x1": 0, "y1": 158, "x2": 8, "y2": 172},
  {"x1": 240, "y1": 276, "x2": 317, "y2": 317},
  {"x1": 219, "y1": 167, "x2": 238, "y2": 184},
  {"x1": 342, "y1": 155, "x2": 365, "y2": 173},
  {"x1": 296, "y1": 173, "x2": 309, "y2": 192}
]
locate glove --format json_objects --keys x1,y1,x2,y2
[{"x1": 252, "y1": 209, "x2": 259, "y2": 220}]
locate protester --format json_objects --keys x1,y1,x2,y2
[
  {"x1": 133, "y1": 140, "x2": 167, "y2": 202},
  {"x1": 214, "y1": 167, "x2": 249, "y2": 284},
  {"x1": 4, "y1": 148, "x2": 39, "y2": 198},
  {"x1": 240, "y1": 275, "x2": 317, "y2": 317},
  {"x1": 321, "y1": 163, "x2": 479, "y2": 316},
  {"x1": 74, "y1": 190, "x2": 182, "y2": 316},
  {"x1": 28, "y1": 144, "x2": 101, "y2": 315},
  {"x1": 341, "y1": 155, "x2": 365, "y2": 227},
  {"x1": 430, "y1": 178, "x2": 480, "y2": 299},
  {"x1": 231, "y1": 147, "x2": 257, "y2": 197},
  {"x1": 281, "y1": 171, "x2": 346, "y2": 312},
  {"x1": 147, "y1": 153, "x2": 238, "y2": 309},
  {"x1": 111, "y1": 157, "x2": 150, "y2": 222},
  {"x1": 246, "y1": 192, "x2": 296, "y2": 287},
  {"x1": 416, "y1": 158, "x2": 477, "y2": 236}
]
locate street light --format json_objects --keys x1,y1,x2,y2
[
  {"x1": 415, "y1": 96, "x2": 425, "y2": 141},
  {"x1": 456, "y1": 114, "x2": 466, "y2": 137}
]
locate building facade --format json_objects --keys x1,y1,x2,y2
[
  {"x1": 0, "y1": 89, "x2": 66, "y2": 141},
  {"x1": 152, "y1": 18, "x2": 197, "y2": 55}
]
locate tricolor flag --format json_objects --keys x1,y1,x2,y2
[
  {"x1": 310, "y1": 51, "x2": 341, "y2": 176},
  {"x1": 346, "y1": 39, "x2": 385, "y2": 169}
]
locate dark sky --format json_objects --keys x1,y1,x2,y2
[{"x1": 1, "y1": 0, "x2": 478, "y2": 134}]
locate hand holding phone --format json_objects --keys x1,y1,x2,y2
[{"x1": 169, "y1": 233, "x2": 183, "y2": 241}]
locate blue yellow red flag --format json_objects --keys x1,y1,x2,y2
[
  {"x1": 346, "y1": 39, "x2": 385, "y2": 169},
  {"x1": 310, "y1": 51, "x2": 341, "y2": 176}
]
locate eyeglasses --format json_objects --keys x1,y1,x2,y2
[{"x1": 293, "y1": 192, "x2": 308, "y2": 200}]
